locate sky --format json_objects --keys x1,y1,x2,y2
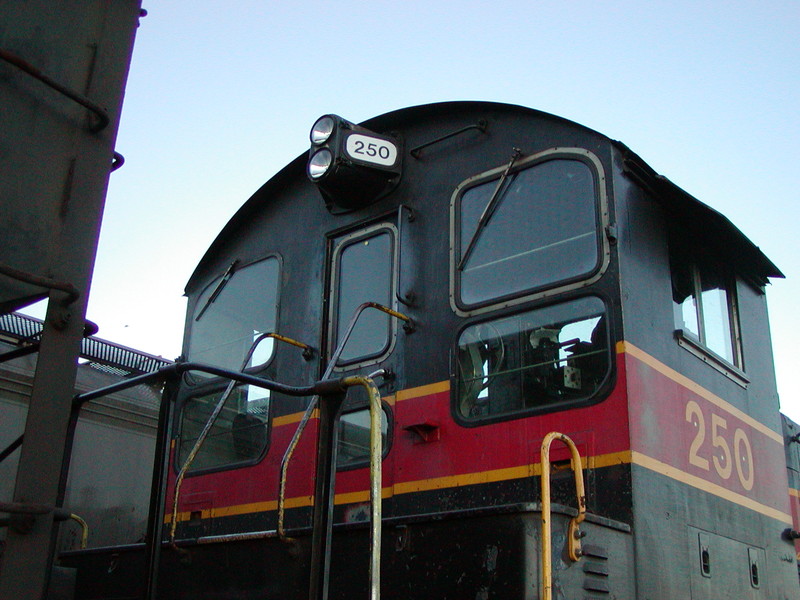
[{"x1": 38, "y1": 2, "x2": 799, "y2": 419}]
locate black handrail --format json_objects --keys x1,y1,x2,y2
[{"x1": 409, "y1": 120, "x2": 487, "y2": 158}]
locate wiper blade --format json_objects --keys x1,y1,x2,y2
[
  {"x1": 195, "y1": 259, "x2": 239, "y2": 322},
  {"x1": 458, "y1": 148, "x2": 522, "y2": 271}
]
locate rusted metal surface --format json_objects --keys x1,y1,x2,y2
[{"x1": 0, "y1": 2, "x2": 143, "y2": 599}]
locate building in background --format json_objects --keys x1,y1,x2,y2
[{"x1": 0, "y1": 313, "x2": 170, "y2": 551}]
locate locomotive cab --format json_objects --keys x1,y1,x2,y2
[{"x1": 58, "y1": 102, "x2": 795, "y2": 600}]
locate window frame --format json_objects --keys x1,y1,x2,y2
[
  {"x1": 451, "y1": 294, "x2": 615, "y2": 427},
  {"x1": 327, "y1": 222, "x2": 399, "y2": 370},
  {"x1": 335, "y1": 402, "x2": 393, "y2": 472},
  {"x1": 449, "y1": 148, "x2": 611, "y2": 317}
]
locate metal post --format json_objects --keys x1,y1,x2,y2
[
  {"x1": 308, "y1": 375, "x2": 383, "y2": 600},
  {"x1": 0, "y1": 294, "x2": 91, "y2": 599},
  {"x1": 142, "y1": 377, "x2": 177, "y2": 600},
  {"x1": 308, "y1": 392, "x2": 346, "y2": 600}
]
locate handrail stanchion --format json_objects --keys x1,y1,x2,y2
[
  {"x1": 168, "y1": 333, "x2": 313, "y2": 550},
  {"x1": 277, "y1": 302, "x2": 412, "y2": 542},
  {"x1": 307, "y1": 375, "x2": 383, "y2": 600},
  {"x1": 340, "y1": 376, "x2": 383, "y2": 600},
  {"x1": 540, "y1": 432, "x2": 586, "y2": 600},
  {"x1": 279, "y1": 302, "x2": 410, "y2": 600}
]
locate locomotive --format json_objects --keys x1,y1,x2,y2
[{"x1": 60, "y1": 101, "x2": 799, "y2": 599}]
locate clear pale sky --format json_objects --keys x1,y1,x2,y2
[{"x1": 54, "y1": 2, "x2": 800, "y2": 419}]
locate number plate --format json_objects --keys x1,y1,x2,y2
[{"x1": 345, "y1": 133, "x2": 398, "y2": 168}]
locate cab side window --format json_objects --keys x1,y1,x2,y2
[
  {"x1": 672, "y1": 250, "x2": 742, "y2": 368},
  {"x1": 179, "y1": 256, "x2": 280, "y2": 473},
  {"x1": 189, "y1": 257, "x2": 280, "y2": 371},
  {"x1": 456, "y1": 296, "x2": 610, "y2": 421},
  {"x1": 178, "y1": 383, "x2": 269, "y2": 472}
]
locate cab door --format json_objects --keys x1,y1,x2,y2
[{"x1": 323, "y1": 220, "x2": 398, "y2": 519}]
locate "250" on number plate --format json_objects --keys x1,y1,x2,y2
[{"x1": 345, "y1": 133, "x2": 398, "y2": 168}]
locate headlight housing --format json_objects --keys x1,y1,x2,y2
[{"x1": 306, "y1": 114, "x2": 402, "y2": 211}]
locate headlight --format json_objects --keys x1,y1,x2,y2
[
  {"x1": 307, "y1": 148, "x2": 333, "y2": 180},
  {"x1": 306, "y1": 113, "x2": 402, "y2": 210},
  {"x1": 310, "y1": 115, "x2": 335, "y2": 145}
]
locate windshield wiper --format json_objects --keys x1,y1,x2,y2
[
  {"x1": 458, "y1": 148, "x2": 522, "y2": 271},
  {"x1": 195, "y1": 259, "x2": 239, "y2": 322}
]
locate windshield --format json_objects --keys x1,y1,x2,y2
[
  {"x1": 188, "y1": 257, "x2": 280, "y2": 371},
  {"x1": 457, "y1": 158, "x2": 600, "y2": 306}
]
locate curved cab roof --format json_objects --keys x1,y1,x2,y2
[{"x1": 189, "y1": 101, "x2": 781, "y2": 291}]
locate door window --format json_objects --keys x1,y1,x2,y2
[{"x1": 330, "y1": 226, "x2": 396, "y2": 366}]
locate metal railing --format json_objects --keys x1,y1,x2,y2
[
  {"x1": 539, "y1": 432, "x2": 586, "y2": 600},
  {"x1": 0, "y1": 502, "x2": 88, "y2": 549},
  {"x1": 168, "y1": 332, "x2": 313, "y2": 550},
  {"x1": 277, "y1": 302, "x2": 413, "y2": 541},
  {"x1": 277, "y1": 302, "x2": 412, "y2": 600}
]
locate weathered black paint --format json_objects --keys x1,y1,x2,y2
[{"x1": 57, "y1": 102, "x2": 794, "y2": 599}]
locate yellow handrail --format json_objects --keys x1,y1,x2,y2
[
  {"x1": 69, "y1": 513, "x2": 89, "y2": 549},
  {"x1": 340, "y1": 376, "x2": 383, "y2": 600},
  {"x1": 169, "y1": 332, "x2": 312, "y2": 549},
  {"x1": 540, "y1": 432, "x2": 586, "y2": 600},
  {"x1": 277, "y1": 302, "x2": 412, "y2": 541}
]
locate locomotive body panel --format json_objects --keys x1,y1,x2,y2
[{"x1": 57, "y1": 101, "x2": 795, "y2": 599}]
